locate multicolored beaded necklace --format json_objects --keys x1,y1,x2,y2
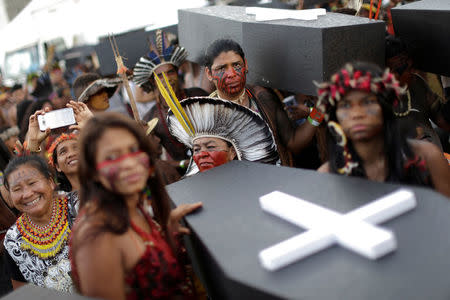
[{"x1": 16, "y1": 196, "x2": 71, "y2": 259}]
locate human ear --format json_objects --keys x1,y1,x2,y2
[
  {"x1": 49, "y1": 178, "x2": 56, "y2": 191},
  {"x1": 229, "y1": 147, "x2": 237, "y2": 160},
  {"x1": 205, "y1": 67, "x2": 213, "y2": 82}
]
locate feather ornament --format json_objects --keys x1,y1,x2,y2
[{"x1": 167, "y1": 97, "x2": 279, "y2": 173}]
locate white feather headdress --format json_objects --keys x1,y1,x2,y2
[
  {"x1": 132, "y1": 30, "x2": 187, "y2": 92},
  {"x1": 167, "y1": 97, "x2": 279, "y2": 166}
]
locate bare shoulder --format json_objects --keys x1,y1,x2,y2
[
  {"x1": 409, "y1": 139, "x2": 450, "y2": 198},
  {"x1": 318, "y1": 161, "x2": 330, "y2": 173},
  {"x1": 72, "y1": 212, "x2": 118, "y2": 253},
  {"x1": 409, "y1": 139, "x2": 444, "y2": 161}
]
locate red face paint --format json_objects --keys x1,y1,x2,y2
[
  {"x1": 96, "y1": 151, "x2": 151, "y2": 191},
  {"x1": 193, "y1": 151, "x2": 230, "y2": 172},
  {"x1": 211, "y1": 65, "x2": 247, "y2": 97}
]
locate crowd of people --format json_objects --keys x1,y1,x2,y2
[{"x1": 0, "y1": 0, "x2": 449, "y2": 299}]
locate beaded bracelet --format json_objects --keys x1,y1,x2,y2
[{"x1": 307, "y1": 107, "x2": 324, "y2": 127}]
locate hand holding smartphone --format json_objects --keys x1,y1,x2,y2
[{"x1": 37, "y1": 108, "x2": 76, "y2": 131}]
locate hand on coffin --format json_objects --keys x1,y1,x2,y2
[
  {"x1": 67, "y1": 100, "x2": 94, "y2": 130},
  {"x1": 168, "y1": 202, "x2": 203, "y2": 235}
]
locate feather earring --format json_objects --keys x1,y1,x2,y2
[{"x1": 328, "y1": 121, "x2": 358, "y2": 175}]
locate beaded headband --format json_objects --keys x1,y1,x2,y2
[
  {"x1": 315, "y1": 63, "x2": 407, "y2": 121},
  {"x1": 48, "y1": 133, "x2": 78, "y2": 167}
]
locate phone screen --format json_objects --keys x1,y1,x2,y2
[{"x1": 37, "y1": 108, "x2": 76, "y2": 131}]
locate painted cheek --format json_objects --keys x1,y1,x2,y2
[
  {"x1": 208, "y1": 151, "x2": 230, "y2": 168},
  {"x1": 211, "y1": 70, "x2": 226, "y2": 91},
  {"x1": 336, "y1": 109, "x2": 348, "y2": 123},
  {"x1": 137, "y1": 153, "x2": 150, "y2": 169},
  {"x1": 193, "y1": 152, "x2": 211, "y2": 172},
  {"x1": 98, "y1": 164, "x2": 120, "y2": 191},
  {"x1": 137, "y1": 153, "x2": 153, "y2": 177},
  {"x1": 232, "y1": 66, "x2": 247, "y2": 94},
  {"x1": 365, "y1": 106, "x2": 381, "y2": 116}
]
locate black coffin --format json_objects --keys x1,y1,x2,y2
[
  {"x1": 1, "y1": 284, "x2": 92, "y2": 300},
  {"x1": 167, "y1": 161, "x2": 450, "y2": 300},
  {"x1": 391, "y1": 0, "x2": 450, "y2": 76},
  {"x1": 178, "y1": 6, "x2": 385, "y2": 95}
]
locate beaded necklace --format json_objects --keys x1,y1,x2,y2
[
  {"x1": 16, "y1": 196, "x2": 71, "y2": 259},
  {"x1": 394, "y1": 90, "x2": 412, "y2": 117},
  {"x1": 210, "y1": 89, "x2": 260, "y2": 114}
]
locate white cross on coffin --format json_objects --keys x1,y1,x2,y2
[
  {"x1": 259, "y1": 189, "x2": 416, "y2": 271},
  {"x1": 246, "y1": 7, "x2": 326, "y2": 22}
]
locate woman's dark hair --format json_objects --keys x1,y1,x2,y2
[
  {"x1": 19, "y1": 98, "x2": 54, "y2": 141},
  {"x1": 76, "y1": 112, "x2": 172, "y2": 244},
  {"x1": 327, "y1": 62, "x2": 428, "y2": 185},
  {"x1": 204, "y1": 38, "x2": 245, "y2": 69},
  {"x1": 3, "y1": 155, "x2": 54, "y2": 190}
]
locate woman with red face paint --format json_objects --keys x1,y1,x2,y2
[
  {"x1": 167, "y1": 97, "x2": 279, "y2": 175},
  {"x1": 204, "y1": 39, "x2": 323, "y2": 167},
  {"x1": 317, "y1": 62, "x2": 450, "y2": 198},
  {"x1": 70, "y1": 112, "x2": 202, "y2": 300}
]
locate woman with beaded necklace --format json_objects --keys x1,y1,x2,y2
[
  {"x1": 2, "y1": 155, "x2": 76, "y2": 292},
  {"x1": 317, "y1": 62, "x2": 450, "y2": 197}
]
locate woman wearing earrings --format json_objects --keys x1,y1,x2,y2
[
  {"x1": 70, "y1": 112, "x2": 201, "y2": 300},
  {"x1": 317, "y1": 62, "x2": 450, "y2": 198}
]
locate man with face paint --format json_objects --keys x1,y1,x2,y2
[
  {"x1": 167, "y1": 97, "x2": 279, "y2": 176},
  {"x1": 385, "y1": 36, "x2": 450, "y2": 148},
  {"x1": 204, "y1": 39, "x2": 322, "y2": 166},
  {"x1": 73, "y1": 73, "x2": 122, "y2": 113},
  {"x1": 133, "y1": 30, "x2": 208, "y2": 164}
]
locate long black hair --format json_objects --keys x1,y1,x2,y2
[
  {"x1": 327, "y1": 62, "x2": 429, "y2": 186},
  {"x1": 75, "y1": 112, "x2": 172, "y2": 244}
]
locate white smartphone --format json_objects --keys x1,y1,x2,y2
[{"x1": 37, "y1": 108, "x2": 76, "y2": 131}]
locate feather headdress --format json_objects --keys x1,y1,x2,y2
[
  {"x1": 77, "y1": 78, "x2": 122, "y2": 103},
  {"x1": 133, "y1": 30, "x2": 187, "y2": 91},
  {"x1": 167, "y1": 97, "x2": 279, "y2": 165}
]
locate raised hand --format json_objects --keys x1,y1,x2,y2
[
  {"x1": 26, "y1": 109, "x2": 51, "y2": 152},
  {"x1": 67, "y1": 100, "x2": 93, "y2": 130}
]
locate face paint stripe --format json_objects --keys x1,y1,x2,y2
[{"x1": 96, "y1": 151, "x2": 145, "y2": 170}]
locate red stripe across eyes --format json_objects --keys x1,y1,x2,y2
[{"x1": 96, "y1": 151, "x2": 144, "y2": 170}]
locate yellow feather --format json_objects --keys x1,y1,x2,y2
[
  {"x1": 161, "y1": 72, "x2": 195, "y2": 135},
  {"x1": 154, "y1": 74, "x2": 194, "y2": 136}
]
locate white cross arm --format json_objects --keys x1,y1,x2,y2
[
  {"x1": 259, "y1": 189, "x2": 416, "y2": 271},
  {"x1": 245, "y1": 7, "x2": 326, "y2": 22}
]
